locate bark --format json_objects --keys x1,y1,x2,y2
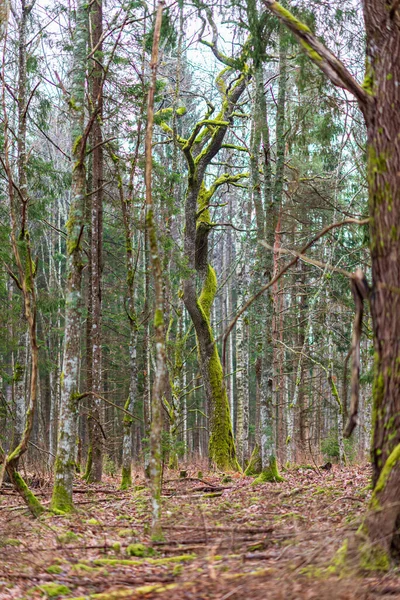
[
  {"x1": 89, "y1": 0, "x2": 104, "y2": 484},
  {"x1": 0, "y1": 0, "x2": 44, "y2": 516},
  {"x1": 173, "y1": 64, "x2": 248, "y2": 472},
  {"x1": 362, "y1": 1, "x2": 400, "y2": 558},
  {"x1": 256, "y1": 33, "x2": 286, "y2": 483},
  {"x1": 51, "y1": 0, "x2": 87, "y2": 513},
  {"x1": 236, "y1": 198, "x2": 251, "y2": 467},
  {"x1": 145, "y1": 0, "x2": 167, "y2": 539},
  {"x1": 119, "y1": 171, "x2": 139, "y2": 489},
  {"x1": 264, "y1": 0, "x2": 400, "y2": 562},
  {"x1": 0, "y1": 0, "x2": 9, "y2": 40}
]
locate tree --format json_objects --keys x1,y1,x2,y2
[
  {"x1": 51, "y1": 0, "x2": 87, "y2": 513},
  {"x1": 263, "y1": 0, "x2": 400, "y2": 565},
  {"x1": 145, "y1": 0, "x2": 168, "y2": 538}
]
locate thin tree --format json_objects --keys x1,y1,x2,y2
[
  {"x1": 145, "y1": 0, "x2": 168, "y2": 539},
  {"x1": 51, "y1": 0, "x2": 87, "y2": 513}
]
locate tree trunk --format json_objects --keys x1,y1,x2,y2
[
  {"x1": 362, "y1": 1, "x2": 400, "y2": 559},
  {"x1": 51, "y1": 0, "x2": 87, "y2": 513},
  {"x1": 264, "y1": 0, "x2": 400, "y2": 563},
  {"x1": 88, "y1": 0, "x2": 104, "y2": 484}
]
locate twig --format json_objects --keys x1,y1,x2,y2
[{"x1": 222, "y1": 218, "x2": 369, "y2": 368}]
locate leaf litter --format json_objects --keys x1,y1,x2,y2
[{"x1": 0, "y1": 465, "x2": 399, "y2": 599}]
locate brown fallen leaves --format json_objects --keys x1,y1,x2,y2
[{"x1": 0, "y1": 464, "x2": 397, "y2": 600}]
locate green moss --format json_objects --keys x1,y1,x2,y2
[
  {"x1": 176, "y1": 106, "x2": 187, "y2": 116},
  {"x1": 153, "y1": 308, "x2": 164, "y2": 329},
  {"x1": 87, "y1": 518, "x2": 100, "y2": 525},
  {"x1": 77, "y1": 583, "x2": 178, "y2": 599},
  {"x1": 253, "y1": 456, "x2": 284, "y2": 484},
  {"x1": 51, "y1": 481, "x2": 74, "y2": 514},
  {"x1": 46, "y1": 565, "x2": 63, "y2": 574},
  {"x1": 117, "y1": 528, "x2": 136, "y2": 537},
  {"x1": 33, "y1": 583, "x2": 71, "y2": 598},
  {"x1": 72, "y1": 134, "x2": 82, "y2": 155},
  {"x1": 13, "y1": 362, "x2": 24, "y2": 382},
  {"x1": 56, "y1": 530, "x2": 80, "y2": 544},
  {"x1": 11, "y1": 471, "x2": 45, "y2": 517},
  {"x1": 271, "y1": 2, "x2": 311, "y2": 32},
  {"x1": 196, "y1": 265, "x2": 239, "y2": 472},
  {"x1": 327, "y1": 539, "x2": 348, "y2": 574},
  {"x1": 371, "y1": 443, "x2": 400, "y2": 503},
  {"x1": 0, "y1": 538, "x2": 22, "y2": 547},
  {"x1": 120, "y1": 465, "x2": 132, "y2": 490},
  {"x1": 125, "y1": 543, "x2": 153, "y2": 557},
  {"x1": 362, "y1": 57, "x2": 375, "y2": 95},
  {"x1": 94, "y1": 554, "x2": 196, "y2": 567},
  {"x1": 72, "y1": 563, "x2": 105, "y2": 573},
  {"x1": 84, "y1": 444, "x2": 93, "y2": 481},
  {"x1": 300, "y1": 39, "x2": 322, "y2": 61},
  {"x1": 112, "y1": 542, "x2": 121, "y2": 553},
  {"x1": 359, "y1": 541, "x2": 390, "y2": 572}
]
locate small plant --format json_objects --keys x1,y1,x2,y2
[
  {"x1": 321, "y1": 429, "x2": 356, "y2": 463},
  {"x1": 103, "y1": 454, "x2": 116, "y2": 476}
]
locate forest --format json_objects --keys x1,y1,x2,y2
[{"x1": 0, "y1": 0, "x2": 400, "y2": 598}]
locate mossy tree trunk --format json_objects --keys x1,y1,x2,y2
[
  {"x1": 0, "y1": 0, "x2": 44, "y2": 516},
  {"x1": 145, "y1": 0, "x2": 168, "y2": 539},
  {"x1": 362, "y1": 3, "x2": 400, "y2": 557},
  {"x1": 156, "y1": 15, "x2": 251, "y2": 470},
  {"x1": 51, "y1": 0, "x2": 87, "y2": 513},
  {"x1": 264, "y1": 0, "x2": 400, "y2": 562},
  {"x1": 88, "y1": 0, "x2": 104, "y2": 484},
  {"x1": 255, "y1": 28, "x2": 286, "y2": 483}
]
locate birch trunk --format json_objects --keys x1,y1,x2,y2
[{"x1": 51, "y1": 0, "x2": 87, "y2": 512}]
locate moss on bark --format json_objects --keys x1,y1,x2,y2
[
  {"x1": 120, "y1": 465, "x2": 132, "y2": 490},
  {"x1": 10, "y1": 470, "x2": 45, "y2": 517},
  {"x1": 51, "y1": 480, "x2": 74, "y2": 514},
  {"x1": 197, "y1": 265, "x2": 239, "y2": 472},
  {"x1": 244, "y1": 444, "x2": 262, "y2": 476},
  {"x1": 253, "y1": 456, "x2": 284, "y2": 484}
]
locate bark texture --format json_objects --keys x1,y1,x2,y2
[{"x1": 51, "y1": 0, "x2": 87, "y2": 513}]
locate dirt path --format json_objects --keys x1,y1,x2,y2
[{"x1": 0, "y1": 466, "x2": 397, "y2": 599}]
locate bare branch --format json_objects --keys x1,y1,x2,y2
[{"x1": 222, "y1": 218, "x2": 369, "y2": 368}]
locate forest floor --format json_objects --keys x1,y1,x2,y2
[{"x1": 1, "y1": 464, "x2": 399, "y2": 600}]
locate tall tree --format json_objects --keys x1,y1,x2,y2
[
  {"x1": 264, "y1": 0, "x2": 400, "y2": 566},
  {"x1": 145, "y1": 0, "x2": 168, "y2": 538},
  {"x1": 87, "y1": 0, "x2": 104, "y2": 484},
  {"x1": 51, "y1": 0, "x2": 87, "y2": 513},
  {"x1": 0, "y1": 0, "x2": 44, "y2": 516}
]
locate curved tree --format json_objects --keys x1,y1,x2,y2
[{"x1": 157, "y1": 17, "x2": 252, "y2": 470}]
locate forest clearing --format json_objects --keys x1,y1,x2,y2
[{"x1": 2, "y1": 0, "x2": 400, "y2": 597}]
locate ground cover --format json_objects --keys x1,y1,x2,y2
[{"x1": 0, "y1": 465, "x2": 398, "y2": 599}]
